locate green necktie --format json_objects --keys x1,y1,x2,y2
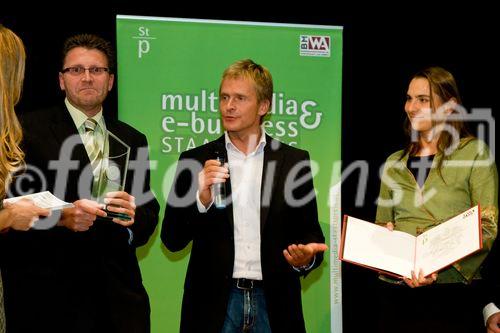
[{"x1": 83, "y1": 118, "x2": 103, "y2": 176}]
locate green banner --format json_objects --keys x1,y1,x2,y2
[{"x1": 117, "y1": 15, "x2": 343, "y2": 332}]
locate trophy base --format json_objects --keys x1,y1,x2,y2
[{"x1": 104, "y1": 209, "x2": 132, "y2": 221}]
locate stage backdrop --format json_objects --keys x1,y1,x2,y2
[{"x1": 116, "y1": 15, "x2": 343, "y2": 332}]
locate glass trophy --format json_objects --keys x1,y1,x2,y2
[{"x1": 93, "y1": 130, "x2": 132, "y2": 221}]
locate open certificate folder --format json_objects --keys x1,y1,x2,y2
[
  {"x1": 340, "y1": 205, "x2": 482, "y2": 279},
  {"x1": 4, "y1": 191, "x2": 74, "y2": 210}
]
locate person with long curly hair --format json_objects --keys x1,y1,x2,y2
[{"x1": 0, "y1": 24, "x2": 50, "y2": 332}]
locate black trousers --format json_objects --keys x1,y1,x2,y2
[{"x1": 376, "y1": 279, "x2": 485, "y2": 333}]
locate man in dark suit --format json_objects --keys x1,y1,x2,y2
[
  {"x1": 0, "y1": 34, "x2": 159, "y2": 333},
  {"x1": 161, "y1": 59, "x2": 327, "y2": 333}
]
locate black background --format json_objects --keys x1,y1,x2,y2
[{"x1": 1, "y1": 4, "x2": 498, "y2": 332}]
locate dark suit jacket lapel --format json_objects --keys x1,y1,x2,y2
[
  {"x1": 49, "y1": 104, "x2": 90, "y2": 169},
  {"x1": 260, "y1": 135, "x2": 284, "y2": 232}
]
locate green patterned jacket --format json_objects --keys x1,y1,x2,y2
[{"x1": 376, "y1": 138, "x2": 498, "y2": 284}]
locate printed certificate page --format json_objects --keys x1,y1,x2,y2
[
  {"x1": 415, "y1": 205, "x2": 481, "y2": 277},
  {"x1": 4, "y1": 191, "x2": 74, "y2": 210},
  {"x1": 341, "y1": 216, "x2": 416, "y2": 278}
]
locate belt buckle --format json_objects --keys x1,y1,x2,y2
[{"x1": 236, "y1": 278, "x2": 253, "y2": 290}]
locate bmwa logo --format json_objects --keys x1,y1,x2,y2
[{"x1": 300, "y1": 35, "x2": 331, "y2": 57}]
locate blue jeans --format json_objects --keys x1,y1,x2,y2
[{"x1": 221, "y1": 284, "x2": 272, "y2": 333}]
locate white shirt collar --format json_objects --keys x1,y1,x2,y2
[
  {"x1": 65, "y1": 98, "x2": 105, "y2": 131},
  {"x1": 224, "y1": 126, "x2": 267, "y2": 156}
]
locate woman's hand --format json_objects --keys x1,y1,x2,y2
[
  {"x1": 2, "y1": 198, "x2": 51, "y2": 231},
  {"x1": 403, "y1": 269, "x2": 438, "y2": 288}
]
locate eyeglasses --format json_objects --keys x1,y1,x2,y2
[{"x1": 61, "y1": 66, "x2": 110, "y2": 76}]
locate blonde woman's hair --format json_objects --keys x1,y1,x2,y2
[{"x1": 0, "y1": 24, "x2": 26, "y2": 198}]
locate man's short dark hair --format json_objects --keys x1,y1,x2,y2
[{"x1": 62, "y1": 34, "x2": 115, "y2": 73}]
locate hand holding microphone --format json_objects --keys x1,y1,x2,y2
[
  {"x1": 198, "y1": 149, "x2": 229, "y2": 209},
  {"x1": 213, "y1": 152, "x2": 227, "y2": 209}
]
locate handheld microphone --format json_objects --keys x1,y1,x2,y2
[{"x1": 213, "y1": 148, "x2": 227, "y2": 209}]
